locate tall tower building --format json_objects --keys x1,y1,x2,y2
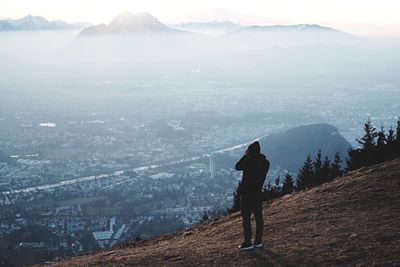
[{"x1": 209, "y1": 154, "x2": 215, "y2": 178}]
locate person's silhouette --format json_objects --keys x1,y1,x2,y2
[{"x1": 235, "y1": 141, "x2": 270, "y2": 250}]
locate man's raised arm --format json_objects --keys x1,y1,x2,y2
[{"x1": 235, "y1": 156, "x2": 248, "y2": 171}]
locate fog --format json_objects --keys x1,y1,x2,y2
[
  {"x1": 1, "y1": 30, "x2": 399, "y2": 118},
  {"x1": 1, "y1": 30, "x2": 399, "y2": 177},
  {"x1": 0, "y1": 29, "x2": 400, "y2": 150},
  {"x1": 1, "y1": 29, "x2": 400, "y2": 175},
  {"x1": 1, "y1": 27, "x2": 400, "y2": 266}
]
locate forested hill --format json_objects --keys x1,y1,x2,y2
[
  {"x1": 259, "y1": 123, "x2": 351, "y2": 171},
  {"x1": 46, "y1": 158, "x2": 400, "y2": 267}
]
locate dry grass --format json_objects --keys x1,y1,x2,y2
[{"x1": 46, "y1": 159, "x2": 400, "y2": 267}]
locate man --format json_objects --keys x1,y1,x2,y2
[{"x1": 235, "y1": 141, "x2": 270, "y2": 251}]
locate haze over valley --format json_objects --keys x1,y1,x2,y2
[{"x1": 0, "y1": 10, "x2": 400, "y2": 266}]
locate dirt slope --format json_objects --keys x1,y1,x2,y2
[{"x1": 48, "y1": 159, "x2": 400, "y2": 267}]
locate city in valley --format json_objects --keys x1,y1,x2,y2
[
  {"x1": 1, "y1": 78, "x2": 399, "y2": 260},
  {"x1": 0, "y1": 13, "x2": 400, "y2": 265}
]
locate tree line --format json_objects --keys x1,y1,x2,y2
[
  {"x1": 230, "y1": 118, "x2": 400, "y2": 212},
  {"x1": 229, "y1": 150, "x2": 344, "y2": 212},
  {"x1": 261, "y1": 150, "x2": 343, "y2": 203},
  {"x1": 347, "y1": 118, "x2": 400, "y2": 170}
]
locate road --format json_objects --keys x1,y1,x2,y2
[{"x1": 1, "y1": 135, "x2": 263, "y2": 195}]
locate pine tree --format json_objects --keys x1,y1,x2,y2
[
  {"x1": 387, "y1": 126, "x2": 395, "y2": 145},
  {"x1": 262, "y1": 181, "x2": 272, "y2": 202},
  {"x1": 296, "y1": 154, "x2": 314, "y2": 191},
  {"x1": 384, "y1": 125, "x2": 396, "y2": 160},
  {"x1": 281, "y1": 173, "x2": 295, "y2": 195},
  {"x1": 313, "y1": 150, "x2": 323, "y2": 186},
  {"x1": 347, "y1": 147, "x2": 360, "y2": 171},
  {"x1": 321, "y1": 156, "x2": 332, "y2": 183},
  {"x1": 275, "y1": 175, "x2": 280, "y2": 187},
  {"x1": 356, "y1": 118, "x2": 377, "y2": 150},
  {"x1": 395, "y1": 119, "x2": 400, "y2": 159},
  {"x1": 348, "y1": 119, "x2": 378, "y2": 170},
  {"x1": 201, "y1": 211, "x2": 209, "y2": 222},
  {"x1": 331, "y1": 152, "x2": 343, "y2": 178},
  {"x1": 267, "y1": 180, "x2": 272, "y2": 191},
  {"x1": 375, "y1": 125, "x2": 387, "y2": 162},
  {"x1": 273, "y1": 176, "x2": 282, "y2": 198},
  {"x1": 396, "y1": 119, "x2": 400, "y2": 142},
  {"x1": 377, "y1": 126, "x2": 386, "y2": 147}
]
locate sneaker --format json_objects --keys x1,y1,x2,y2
[
  {"x1": 254, "y1": 243, "x2": 264, "y2": 249},
  {"x1": 238, "y1": 242, "x2": 254, "y2": 251}
]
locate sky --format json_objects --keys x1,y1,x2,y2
[{"x1": 1, "y1": 0, "x2": 400, "y2": 36}]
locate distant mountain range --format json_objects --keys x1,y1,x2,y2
[
  {"x1": 0, "y1": 15, "x2": 89, "y2": 31},
  {"x1": 1, "y1": 12, "x2": 360, "y2": 46},
  {"x1": 226, "y1": 23, "x2": 358, "y2": 39},
  {"x1": 79, "y1": 12, "x2": 182, "y2": 36},
  {"x1": 75, "y1": 12, "x2": 360, "y2": 46},
  {"x1": 224, "y1": 23, "x2": 361, "y2": 46},
  {"x1": 168, "y1": 22, "x2": 346, "y2": 36},
  {"x1": 233, "y1": 24, "x2": 338, "y2": 33}
]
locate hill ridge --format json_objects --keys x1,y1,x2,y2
[
  {"x1": 0, "y1": 14, "x2": 83, "y2": 30},
  {"x1": 48, "y1": 159, "x2": 400, "y2": 267},
  {"x1": 79, "y1": 12, "x2": 178, "y2": 36}
]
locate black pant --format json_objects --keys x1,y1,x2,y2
[{"x1": 241, "y1": 194, "x2": 263, "y2": 244}]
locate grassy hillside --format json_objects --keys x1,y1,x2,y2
[{"x1": 47, "y1": 159, "x2": 400, "y2": 267}]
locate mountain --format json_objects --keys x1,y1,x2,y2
[
  {"x1": 233, "y1": 23, "x2": 339, "y2": 32},
  {"x1": 214, "y1": 123, "x2": 351, "y2": 175},
  {"x1": 225, "y1": 24, "x2": 361, "y2": 46},
  {"x1": 259, "y1": 123, "x2": 351, "y2": 172},
  {"x1": 45, "y1": 158, "x2": 400, "y2": 266},
  {"x1": 170, "y1": 20, "x2": 240, "y2": 35},
  {"x1": 0, "y1": 15, "x2": 85, "y2": 31},
  {"x1": 79, "y1": 12, "x2": 181, "y2": 36},
  {"x1": 0, "y1": 20, "x2": 12, "y2": 30}
]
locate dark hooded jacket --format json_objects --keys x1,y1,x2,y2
[{"x1": 235, "y1": 142, "x2": 270, "y2": 196}]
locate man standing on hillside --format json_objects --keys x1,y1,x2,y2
[{"x1": 235, "y1": 141, "x2": 270, "y2": 251}]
